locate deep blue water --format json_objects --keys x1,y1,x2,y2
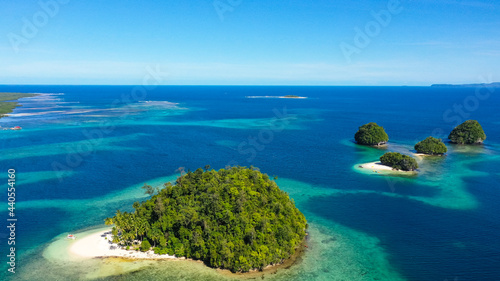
[{"x1": 0, "y1": 85, "x2": 499, "y2": 280}]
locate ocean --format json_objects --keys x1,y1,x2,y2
[{"x1": 0, "y1": 85, "x2": 499, "y2": 280}]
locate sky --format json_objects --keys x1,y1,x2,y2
[{"x1": 0, "y1": 0, "x2": 499, "y2": 86}]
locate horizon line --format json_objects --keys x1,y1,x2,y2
[
  {"x1": 1, "y1": 83, "x2": 499, "y2": 87},
  {"x1": 0, "y1": 83, "x2": 450, "y2": 87}
]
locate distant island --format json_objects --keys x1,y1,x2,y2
[
  {"x1": 281, "y1": 95, "x2": 307, "y2": 99},
  {"x1": 431, "y1": 82, "x2": 500, "y2": 88},
  {"x1": 245, "y1": 95, "x2": 307, "y2": 99},
  {"x1": 105, "y1": 166, "x2": 308, "y2": 273},
  {"x1": 0, "y1": 92, "x2": 37, "y2": 118}
]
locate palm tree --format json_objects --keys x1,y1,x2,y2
[
  {"x1": 150, "y1": 226, "x2": 163, "y2": 247},
  {"x1": 104, "y1": 217, "x2": 114, "y2": 226},
  {"x1": 137, "y1": 217, "x2": 150, "y2": 242}
]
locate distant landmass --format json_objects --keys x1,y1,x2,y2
[
  {"x1": 246, "y1": 95, "x2": 307, "y2": 99},
  {"x1": 431, "y1": 82, "x2": 500, "y2": 88},
  {"x1": 0, "y1": 92, "x2": 37, "y2": 119}
]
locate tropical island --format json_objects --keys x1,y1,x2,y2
[
  {"x1": 104, "y1": 166, "x2": 308, "y2": 273},
  {"x1": 354, "y1": 120, "x2": 486, "y2": 175},
  {"x1": 0, "y1": 92, "x2": 37, "y2": 118},
  {"x1": 448, "y1": 120, "x2": 486, "y2": 144},
  {"x1": 415, "y1": 136, "x2": 447, "y2": 155},
  {"x1": 354, "y1": 122, "x2": 389, "y2": 146},
  {"x1": 357, "y1": 152, "x2": 418, "y2": 174},
  {"x1": 380, "y1": 152, "x2": 419, "y2": 171}
]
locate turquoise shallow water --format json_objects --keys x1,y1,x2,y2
[{"x1": 0, "y1": 85, "x2": 499, "y2": 280}]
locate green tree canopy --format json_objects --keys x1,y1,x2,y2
[
  {"x1": 106, "y1": 166, "x2": 307, "y2": 273},
  {"x1": 380, "y1": 152, "x2": 418, "y2": 171},
  {"x1": 414, "y1": 136, "x2": 447, "y2": 155},
  {"x1": 0, "y1": 93, "x2": 37, "y2": 118},
  {"x1": 141, "y1": 240, "x2": 151, "y2": 252},
  {"x1": 448, "y1": 120, "x2": 486, "y2": 144},
  {"x1": 354, "y1": 122, "x2": 389, "y2": 146}
]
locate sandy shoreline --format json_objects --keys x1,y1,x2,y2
[
  {"x1": 358, "y1": 161, "x2": 395, "y2": 172},
  {"x1": 356, "y1": 161, "x2": 417, "y2": 174},
  {"x1": 60, "y1": 227, "x2": 307, "y2": 278},
  {"x1": 69, "y1": 229, "x2": 178, "y2": 260},
  {"x1": 413, "y1": 152, "x2": 445, "y2": 158}
]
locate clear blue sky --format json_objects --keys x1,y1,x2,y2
[{"x1": 1, "y1": 0, "x2": 499, "y2": 85}]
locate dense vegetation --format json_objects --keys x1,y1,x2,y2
[
  {"x1": 106, "y1": 166, "x2": 307, "y2": 273},
  {"x1": 414, "y1": 136, "x2": 447, "y2": 155},
  {"x1": 380, "y1": 152, "x2": 419, "y2": 171},
  {"x1": 0, "y1": 93, "x2": 36, "y2": 118},
  {"x1": 448, "y1": 120, "x2": 486, "y2": 144},
  {"x1": 354, "y1": 122, "x2": 389, "y2": 145}
]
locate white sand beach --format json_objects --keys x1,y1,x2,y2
[
  {"x1": 358, "y1": 161, "x2": 395, "y2": 171},
  {"x1": 413, "y1": 152, "x2": 445, "y2": 158},
  {"x1": 356, "y1": 161, "x2": 418, "y2": 174},
  {"x1": 69, "y1": 229, "x2": 178, "y2": 260}
]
